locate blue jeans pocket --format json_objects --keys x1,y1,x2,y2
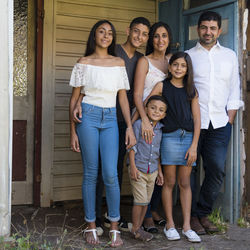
[{"x1": 82, "y1": 103, "x2": 93, "y2": 114}]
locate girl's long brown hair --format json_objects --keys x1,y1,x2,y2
[{"x1": 167, "y1": 51, "x2": 197, "y2": 99}]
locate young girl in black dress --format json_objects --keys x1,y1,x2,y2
[{"x1": 145, "y1": 52, "x2": 201, "y2": 243}]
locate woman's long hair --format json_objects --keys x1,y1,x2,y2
[
  {"x1": 84, "y1": 20, "x2": 116, "y2": 56},
  {"x1": 167, "y1": 52, "x2": 196, "y2": 99},
  {"x1": 146, "y1": 22, "x2": 172, "y2": 56}
]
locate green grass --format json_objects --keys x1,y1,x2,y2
[
  {"x1": 208, "y1": 208, "x2": 228, "y2": 234},
  {"x1": 237, "y1": 217, "x2": 250, "y2": 228},
  {"x1": 0, "y1": 233, "x2": 53, "y2": 250}
]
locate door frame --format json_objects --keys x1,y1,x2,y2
[
  {"x1": 33, "y1": 0, "x2": 44, "y2": 207},
  {"x1": 40, "y1": 0, "x2": 55, "y2": 207},
  {"x1": 182, "y1": 0, "x2": 241, "y2": 223},
  {"x1": 159, "y1": 0, "x2": 242, "y2": 223}
]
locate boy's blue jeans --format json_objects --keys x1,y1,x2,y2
[
  {"x1": 77, "y1": 102, "x2": 120, "y2": 222},
  {"x1": 191, "y1": 122, "x2": 232, "y2": 217}
]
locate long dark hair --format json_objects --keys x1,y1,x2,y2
[
  {"x1": 146, "y1": 22, "x2": 172, "y2": 56},
  {"x1": 84, "y1": 20, "x2": 116, "y2": 56},
  {"x1": 167, "y1": 52, "x2": 196, "y2": 99}
]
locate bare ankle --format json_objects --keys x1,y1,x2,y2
[{"x1": 166, "y1": 222, "x2": 175, "y2": 229}]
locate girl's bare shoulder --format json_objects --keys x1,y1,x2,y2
[
  {"x1": 77, "y1": 56, "x2": 125, "y2": 67},
  {"x1": 156, "y1": 81, "x2": 164, "y2": 89},
  {"x1": 77, "y1": 57, "x2": 91, "y2": 64},
  {"x1": 166, "y1": 53, "x2": 172, "y2": 61},
  {"x1": 112, "y1": 56, "x2": 125, "y2": 66},
  {"x1": 137, "y1": 56, "x2": 149, "y2": 66}
]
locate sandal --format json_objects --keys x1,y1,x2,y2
[
  {"x1": 83, "y1": 228, "x2": 99, "y2": 245},
  {"x1": 132, "y1": 227, "x2": 153, "y2": 241},
  {"x1": 154, "y1": 219, "x2": 166, "y2": 226},
  {"x1": 109, "y1": 230, "x2": 123, "y2": 247},
  {"x1": 143, "y1": 225, "x2": 158, "y2": 233}
]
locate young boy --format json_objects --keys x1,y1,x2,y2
[{"x1": 129, "y1": 95, "x2": 167, "y2": 241}]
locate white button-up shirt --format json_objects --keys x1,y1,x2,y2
[{"x1": 186, "y1": 42, "x2": 244, "y2": 129}]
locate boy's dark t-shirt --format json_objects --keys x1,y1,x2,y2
[{"x1": 115, "y1": 44, "x2": 143, "y2": 122}]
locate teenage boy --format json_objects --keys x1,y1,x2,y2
[
  {"x1": 129, "y1": 95, "x2": 166, "y2": 241},
  {"x1": 72, "y1": 17, "x2": 150, "y2": 233}
]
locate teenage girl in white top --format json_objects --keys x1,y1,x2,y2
[
  {"x1": 132, "y1": 22, "x2": 172, "y2": 232},
  {"x1": 69, "y1": 20, "x2": 136, "y2": 247}
]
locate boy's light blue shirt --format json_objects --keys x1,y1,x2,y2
[{"x1": 129, "y1": 119, "x2": 163, "y2": 174}]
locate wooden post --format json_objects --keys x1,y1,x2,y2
[{"x1": 0, "y1": 0, "x2": 13, "y2": 237}]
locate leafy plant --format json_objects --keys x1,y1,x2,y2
[
  {"x1": 237, "y1": 217, "x2": 250, "y2": 228},
  {"x1": 0, "y1": 233, "x2": 54, "y2": 250},
  {"x1": 208, "y1": 207, "x2": 228, "y2": 233}
]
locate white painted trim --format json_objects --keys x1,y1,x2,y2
[
  {"x1": 8, "y1": 0, "x2": 13, "y2": 234},
  {"x1": 0, "y1": 0, "x2": 13, "y2": 237}
]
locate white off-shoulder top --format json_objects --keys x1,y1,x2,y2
[{"x1": 69, "y1": 63, "x2": 130, "y2": 108}]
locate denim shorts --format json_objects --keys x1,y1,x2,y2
[{"x1": 161, "y1": 129, "x2": 196, "y2": 166}]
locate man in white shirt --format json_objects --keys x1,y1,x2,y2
[{"x1": 186, "y1": 11, "x2": 243, "y2": 235}]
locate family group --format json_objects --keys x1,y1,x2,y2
[{"x1": 69, "y1": 11, "x2": 243, "y2": 247}]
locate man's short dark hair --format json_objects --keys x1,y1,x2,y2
[
  {"x1": 129, "y1": 17, "x2": 150, "y2": 30},
  {"x1": 146, "y1": 95, "x2": 167, "y2": 110},
  {"x1": 198, "y1": 11, "x2": 222, "y2": 28}
]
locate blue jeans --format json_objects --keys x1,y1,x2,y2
[
  {"x1": 191, "y1": 122, "x2": 232, "y2": 217},
  {"x1": 77, "y1": 103, "x2": 120, "y2": 222},
  {"x1": 95, "y1": 121, "x2": 127, "y2": 220}
]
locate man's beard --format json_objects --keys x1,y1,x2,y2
[{"x1": 200, "y1": 35, "x2": 216, "y2": 45}]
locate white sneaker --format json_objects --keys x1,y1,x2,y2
[
  {"x1": 96, "y1": 226, "x2": 104, "y2": 236},
  {"x1": 182, "y1": 229, "x2": 201, "y2": 242},
  {"x1": 163, "y1": 227, "x2": 180, "y2": 241}
]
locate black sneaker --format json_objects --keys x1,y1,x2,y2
[
  {"x1": 103, "y1": 213, "x2": 111, "y2": 228},
  {"x1": 118, "y1": 217, "x2": 132, "y2": 232},
  {"x1": 103, "y1": 213, "x2": 132, "y2": 232}
]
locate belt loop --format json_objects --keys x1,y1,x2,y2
[{"x1": 181, "y1": 129, "x2": 185, "y2": 137}]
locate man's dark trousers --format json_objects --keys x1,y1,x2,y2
[{"x1": 191, "y1": 122, "x2": 232, "y2": 217}]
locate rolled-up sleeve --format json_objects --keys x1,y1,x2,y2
[{"x1": 226, "y1": 53, "x2": 244, "y2": 110}]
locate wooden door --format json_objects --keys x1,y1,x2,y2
[
  {"x1": 41, "y1": 0, "x2": 157, "y2": 206},
  {"x1": 12, "y1": 0, "x2": 36, "y2": 205}
]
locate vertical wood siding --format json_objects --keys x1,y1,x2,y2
[{"x1": 52, "y1": 0, "x2": 156, "y2": 201}]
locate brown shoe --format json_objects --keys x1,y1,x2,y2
[
  {"x1": 190, "y1": 217, "x2": 206, "y2": 235},
  {"x1": 200, "y1": 216, "x2": 219, "y2": 233}
]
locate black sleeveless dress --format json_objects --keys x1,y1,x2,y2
[{"x1": 160, "y1": 79, "x2": 195, "y2": 166}]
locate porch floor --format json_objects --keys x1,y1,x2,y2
[{"x1": 11, "y1": 197, "x2": 250, "y2": 249}]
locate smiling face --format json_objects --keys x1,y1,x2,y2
[
  {"x1": 146, "y1": 100, "x2": 167, "y2": 123},
  {"x1": 197, "y1": 20, "x2": 222, "y2": 49},
  {"x1": 169, "y1": 57, "x2": 187, "y2": 80},
  {"x1": 152, "y1": 26, "x2": 169, "y2": 53},
  {"x1": 95, "y1": 22, "x2": 113, "y2": 49},
  {"x1": 127, "y1": 23, "x2": 149, "y2": 49}
]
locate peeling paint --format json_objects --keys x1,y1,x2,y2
[{"x1": 243, "y1": 9, "x2": 248, "y2": 50}]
